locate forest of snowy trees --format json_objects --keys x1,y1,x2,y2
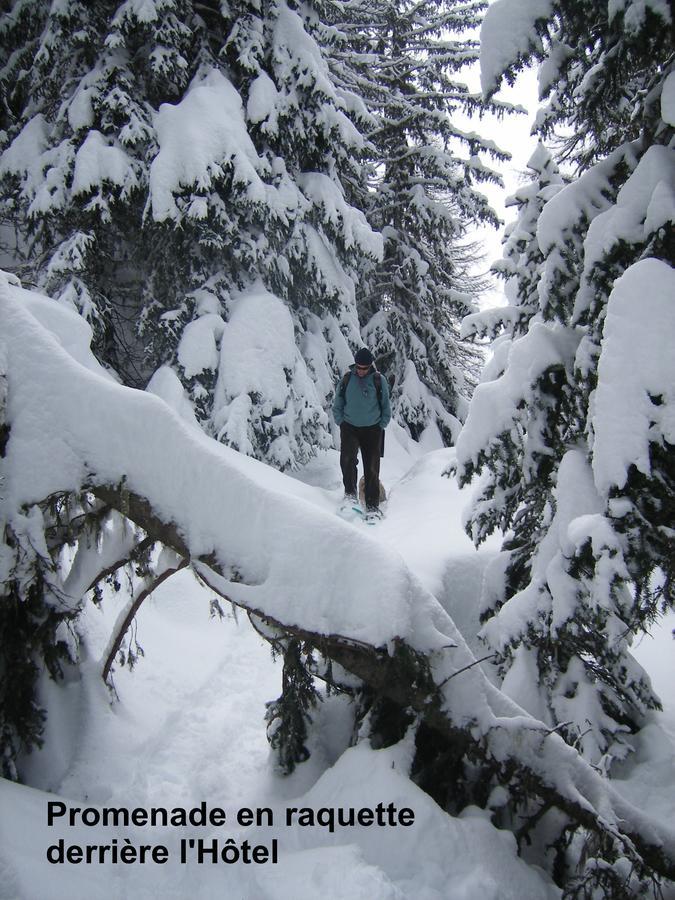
[
  {"x1": 1, "y1": 0, "x2": 674, "y2": 897},
  {"x1": 0, "y1": 0, "x2": 507, "y2": 459}
]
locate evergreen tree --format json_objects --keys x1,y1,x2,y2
[
  {"x1": 456, "y1": 6, "x2": 674, "y2": 891},
  {"x1": 264, "y1": 639, "x2": 320, "y2": 774},
  {"x1": 329, "y1": 0, "x2": 510, "y2": 444},
  {"x1": 0, "y1": 451, "x2": 80, "y2": 780},
  {"x1": 0, "y1": 0, "x2": 380, "y2": 775},
  {"x1": 459, "y1": 143, "x2": 566, "y2": 553},
  {"x1": 463, "y1": 142, "x2": 565, "y2": 343},
  {"x1": 457, "y1": 0, "x2": 674, "y2": 792},
  {"x1": 0, "y1": 0, "x2": 381, "y2": 469}
]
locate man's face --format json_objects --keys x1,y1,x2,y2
[{"x1": 355, "y1": 364, "x2": 370, "y2": 378}]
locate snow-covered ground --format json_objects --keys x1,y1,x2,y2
[{"x1": 1, "y1": 424, "x2": 673, "y2": 899}]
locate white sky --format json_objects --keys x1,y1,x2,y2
[{"x1": 462, "y1": 63, "x2": 541, "y2": 307}]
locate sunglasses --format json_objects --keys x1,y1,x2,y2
[{"x1": 355, "y1": 364, "x2": 370, "y2": 371}]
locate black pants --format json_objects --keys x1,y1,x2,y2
[{"x1": 340, "y1": 423, "x2": 382, "y2": 509}]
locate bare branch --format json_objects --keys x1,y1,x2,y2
[
  {"x1": 102, "y1": 556, "x2": 188, "y2": 684},
  {"x1": 85, "y1": 535, "x2": 154, "y2": 595}
]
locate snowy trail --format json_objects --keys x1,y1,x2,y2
[
  {"x1": 293, "y1": 440, "x2": 500, "y2": 594},
  {"x1": 55, "y1": 573, "x2": 281, "y2": 812}
]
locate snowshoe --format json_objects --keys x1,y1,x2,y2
[
  {"x1": 337, "y1": 495, "x2": 363, "y2": 520},
  {"x1": 364, "y1": 508, "x2": 383, "y2": 525}
]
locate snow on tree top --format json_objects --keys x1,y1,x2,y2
[
  {"x1": 582, "y1": 145, "x2": 675, "y2": 276},
  {"x1": 455, "y1": 321, "x2": 580, "y2": 470},
  {"x1": 535, "y1": 145, "x2": 636, "y2": 256},
  {"x1": 67, "y1": 83, "x2": 96, "y2": 132},
  {"x1": 0, "y1": 116, "x2": 50, "y2": 198},
  {"x1": 72, "y1": 131, "x2": 137, "y2": 196},
  {"x1": 610, "y1": 0, "x2": 673, "y2": 32},
  {"x1": 526, "y1": 141, "x2": 553, "y2": 173},
  {"x1": 112, "y1": 0, "x2": 162, "y2": 27},
  {"x1": 214, "y1": 287, "x2": 297, "y2": 409},
  {"x1": 176, "y1": 314, "x2": 224, "y2": 379},
  {"x1": 246, "y1": 71, "x2": 280, "y2": 128},
  {"x1": 298, "y1": 173, "x2": 383, "y2": 260}
]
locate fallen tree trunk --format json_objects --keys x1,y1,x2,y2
[{"x1": 93, "y1": 480, "x2": 675, "y2": 884}]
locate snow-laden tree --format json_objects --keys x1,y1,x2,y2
[
  {"x1": 457, "y1": 3, "x2": 674, "y2": 890},
  {"x1": 0, "y1": 0, "x2": 382, "y2": 469},
  {"x1": 463, "y1": 141, "x2": 565, "y2": 343},
  {"x1": 458, "y1": 143, "x2": 566, "y2": 572},
  {"x1": 327, "y1": 0, "x2": 509, "y2": 444}
]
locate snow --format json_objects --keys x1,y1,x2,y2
[
  {"x1": 479, "y1": 449, "x2": 604, "y2": 656},
  {"x1": 247, "y1": 70, "x2": 281, "y2": 128},
  {"x1": 1, "y1": 274, "x2": 442, "y2": 649},
  {"x1": 501, "y1": 645, "x2": 549, "y2": 723},
  {"x1": 67, "y1": 84, "x2": 96, "y2": 132},
  {"x1": 479, "y1": 0, "x2": 553, "y2": 97},
  {"x1": 0, "y1": 575, "x2": 560, "y2": 898},
  {"x1": 583, "y1": 145, "x2": 675, "y2": 273},
  {"x1": 591, "y1": 258, "x2": 675, "y2": 494},
  {"x1": 145, "y1": 366, "x2": 200, "y2": 428},
  {"x1": 209, "y1": 285, "x2": 333, "y2": 468},
  {"x1": 454, "y1": 321, "x2": 580, "y2": 469},
  {"x1": 0, "y1": 115, "x2": 66, "y2": 216},
  {"x1": 216, "y1": 289, "x2": 300, "y2": 406},
  {"x1": 72, "y1": 131, "x2": 137, "y2": 196},
  {"x1": 112, "y1": 0, "x2": 161, "y2": 27},
  {"x1": 149, "y1": 69, "x2": 267, "y2": 222},
  {"x1": 8, "y1": 281, "x2": 109, "y2": 379},
  {"x1": 298, "y1": 173, "x2": 383, "y2": 260},
  {"x1": 536, "y1": 147, "x2": 628, "y2": 257},
  {"x1": 0, "y1": 115, "x2": 49, "y2": 185},
  {"x1": 461, "y1": 305, "x2": 519, "y2": 340},
  {"x1": 271, "y1": 4, "x2": 362, "y2": 150},
  {"x1": 2, "y1": 271, "x2": 675, "y2": 896},
  {"x1": 177, "y1": 313, "x2": 224, "y2": 378},
  {"x1": 619, "y1": 0, "x2": 673, "y2": 33}
]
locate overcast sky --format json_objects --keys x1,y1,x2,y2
[{"x1": 464, "y1": 62, "x2": 541, "y2": 307}]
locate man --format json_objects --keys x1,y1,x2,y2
[{"x1": 332, "y1": 347, "x2": 391, "y2": 521}]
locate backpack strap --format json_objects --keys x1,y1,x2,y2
[
  {"x1": 374, "y1": 371, "x2": 382, "y2": 408},
  {"x1": 339, "y1": 372, "x2": 351, "y2": 400}
]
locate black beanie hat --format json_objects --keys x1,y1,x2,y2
[{"x1": 354, "y1": 347, "x2": 374, "y2": 366}]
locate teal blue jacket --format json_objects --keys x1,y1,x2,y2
[{"x1": 332, "y1": 366, "x2": 392, "y2": 429}]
